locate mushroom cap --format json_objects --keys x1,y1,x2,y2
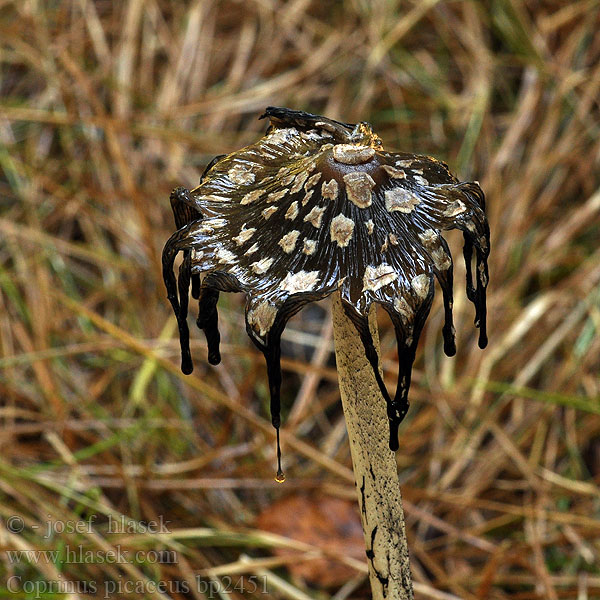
[{"x1": 163, "y1": 107, "x2": 490, "y2": 452}]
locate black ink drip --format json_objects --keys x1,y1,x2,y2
[
  {"x1": 163, "y1": 227, "x2": 193, "y2": 375},
  {"x1": 197, "y1": 288, "x2": 221, "y2": 365}
]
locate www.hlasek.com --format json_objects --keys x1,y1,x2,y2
[
  {"x1": 7, "y1": 545, "x2": 177, "y2": 565},
  {"x1": 6, "y1": 575, "x2": 269, "y2": 598}
]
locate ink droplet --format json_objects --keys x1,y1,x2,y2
[{"x1": 274, "y1": 427, "x2": 285, "y2": 482}]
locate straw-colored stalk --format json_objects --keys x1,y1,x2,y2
[{"x1": 331, "y1": 292, "x2": 413, "y2": 600}]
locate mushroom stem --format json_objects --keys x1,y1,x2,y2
[{"x1": 331, "y1": 293, "x2": 413, "y2": 600}]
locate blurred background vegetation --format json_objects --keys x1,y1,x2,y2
[{"x1": 1, "y1": 1, "x2": 599, "y2": 599}]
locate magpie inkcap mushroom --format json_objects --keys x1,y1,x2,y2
[{"x1": 163, "y1": 107, "x2": 490, "y2": 480}]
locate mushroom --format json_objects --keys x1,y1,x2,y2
[
  {"x1": 163, "y1": 105, "x2": 489, "y2": 469},
  {"x1": 163, "y1": 107, "x2": 490, "y2": 597}
]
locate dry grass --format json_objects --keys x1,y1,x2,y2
[{"x1": 1, "y1": 1, "x2": 599, "y2": 599}]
